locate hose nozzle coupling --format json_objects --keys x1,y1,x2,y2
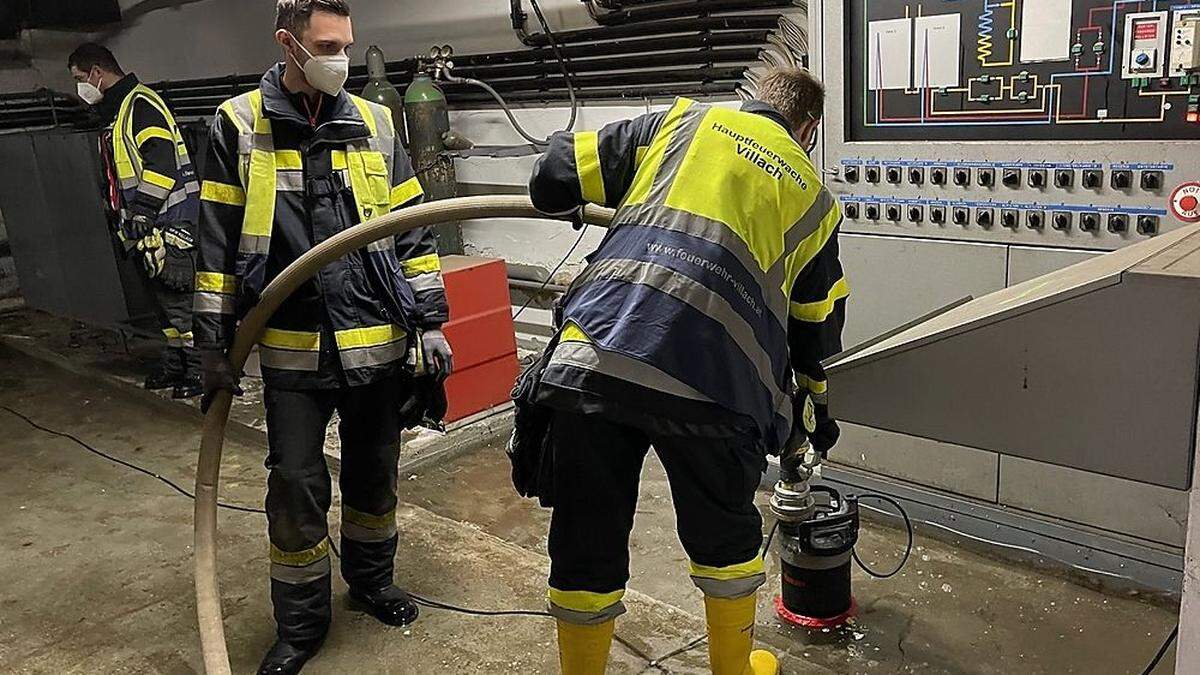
[{"x1": 771, "y1": 440, "x2": 821, "y2": 523}]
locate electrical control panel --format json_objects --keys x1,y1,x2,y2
[
  {"x1": 1169, "y1": 12, "x2": 1200, "y2": 76},
  {"x1": 845, "y1": 0, "x2": 1200, "y2": 142},
  {"x1": 1121, "y1": 12, "x2": 1168, "y2": 80},
  {"x1": 815, "y1": 0, "x2": 1200, "y2": 252}
]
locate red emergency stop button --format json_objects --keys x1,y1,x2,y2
[{"x1": 1170, "y1": 182, "x2": 1200, "y2": 223}]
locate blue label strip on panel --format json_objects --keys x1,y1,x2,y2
[
  {"x1": 839, "y1": 158, "x2": 1115, "y2": 170},
  {"x1": 838, "y1": 193, "x2": 1169, "y2": 216}
]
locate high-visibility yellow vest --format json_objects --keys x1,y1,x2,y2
[
  {"x1": 110, "y1": 83, "x2": 199, "y2": 225},
  {"x1": 552, "y1": 98, "x2": 842, "y2": 450},
  {"x1": 204, "y1": 89, "x2": 416, "y2": 377}
]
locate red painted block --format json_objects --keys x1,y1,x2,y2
[{"x1": 439, "y1": 256, "x2": 520, "y2": 422}]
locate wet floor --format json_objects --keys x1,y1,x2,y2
[
  {"x1": 0, "y1": 338, "x2": 1182, "y2": 674},
  {"x1": 404, "y1": 447, "x2": 1181, "y2": 674}
]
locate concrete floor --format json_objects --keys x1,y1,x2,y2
[{"x1": 0, "y1": 342, "x2": 1181, "y2": 674}]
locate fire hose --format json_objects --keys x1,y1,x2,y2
[{"x1": 194, "y1": 196, "x2": 615, "y2": 674}]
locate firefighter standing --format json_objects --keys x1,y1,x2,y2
[
  {"x1": 68, "y1": 44, "x2": 203, "y2": 398},
  {"x1": 193, "y1": 2, "x2": 451, "y2": 673},
  {"x1": 527, "y1": 68, "x2": 847, "y2": 675}
]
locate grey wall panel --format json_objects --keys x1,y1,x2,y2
[
  {"x1": 829, "y1": 279, "x2": 1199, "y2": 489},
  {"x1": 999, "y1": 455, "x2": 1190, "y2": 548},
  {"x1": 0, "y1": 132, "x2": 130, "y2": 324},
  {"x1": 832, "y1": 423, "x2": 1000, "y2": 502},
  {"x1": 840, "y1": 234, "x2": 1008, "y2": 347},
  {"x1": 1008, "y1": 247, "x2": 1102, "y2": 286}
]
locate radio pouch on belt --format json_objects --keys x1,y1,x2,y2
[{"x1": 507, "y1": 334, "x2": 559, "y2": 508}]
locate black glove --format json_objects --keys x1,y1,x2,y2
[
  {"x1": 159, "y1": 245, "x2": 195, "y2": 292},
  {"x1": 200, "y1": 348, "x2": 243, "y2": 413},
  {"x1": 809, "y1": 401, "x2": 840, "y2": 457},
  {"x1": 124, "y1": 212, "x2": 155, "y2": 241},
  {"x1": 398, "y1": 375, "x2": 449, "y2": 432},
  {"x1": 420, "y1": 329, "x2": 454, "y2": 382}
]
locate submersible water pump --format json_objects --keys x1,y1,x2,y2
[{"x1": 770, "y1": 442, "x2": 860, "y2": 628}]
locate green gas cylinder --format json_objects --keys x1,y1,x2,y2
[
  {"x1": 404, "y1": 72, "x2": 462, "y2": 253},
  {"x1": 360, "y1": 45, "x2": 407, "y2": 147}
]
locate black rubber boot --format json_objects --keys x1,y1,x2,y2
[
  {"x1": 143, "y1": 363, "x2": 183, "y2": 390},
  {"x1": 172, "y1": 374, "x2": 203, "y2": 399},
  {"x1": 256, "y1": 638, "x2": 323, "y2": 675},
  {"x1": 348, "y1": 585, "x2": 420, "y2": 627},
  {"x1": 145, "y1": 345, "x2": 184, "y2": 390}
]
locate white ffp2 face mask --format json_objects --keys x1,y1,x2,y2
[
  {"x1": 289, "y1": 33, "x2": 350, "y2": 96},
  {"x1": 77, "y1": 72, "x2": 103, "y2": 105}
]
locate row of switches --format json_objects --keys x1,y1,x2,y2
[
  {"x1": 844, "y1": 202, "x2": 1159, "y2": 234},
  {"x1": 844, "y1": 166, "x2": 1164, "y2": 191}
]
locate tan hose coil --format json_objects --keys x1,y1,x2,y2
[{"x1": 195, "y1": 196, "x2": 615, "y2": 674}]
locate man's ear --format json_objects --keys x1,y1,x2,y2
[{"x1": 793, "y1": 119, "x2": 818, "y2": 145}]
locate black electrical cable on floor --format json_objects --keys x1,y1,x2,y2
[
  {"x1": 409, "y1": 592, "x2": 554, "y2": 619},
  {"x1": 851, "y1": 493, "x2": 914, "y2": 579},
  {"x1": 512, "y1": 223, "x2": 588, "y2": 321},
  {"x1": 763, "y1": 519, "x2": 779, "y2": 556},
  {"x1": 1, "y1": 405, "x2": 265, "y2": 515},
  {"x1": 1139, "y1": 623, "x2": 1178, "y2": 675}
]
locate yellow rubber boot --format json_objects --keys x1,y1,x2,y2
[
  {"x1": 704, "y1": 594, "x2": 779, "y2": 675},
  {"x1": 556, "y1": 618, "x2": 615, "y2": 675}
]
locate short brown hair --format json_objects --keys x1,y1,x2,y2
[
  {"x1": 68, "y1": 43, "x2": 123, "y2": 75},
  {"x1": 756, "y1": 67, "x2": 825, "y2": 129},
  {"x1": 276, "y1": 0, "x2": 351, "y2": 36}
]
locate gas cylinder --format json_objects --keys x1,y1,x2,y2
[
  {"x1": 360, "y1": 45, "x2": 407, "y2": 148},
  {"x1": 404, "y1": 72, "x2": 463, "y2": 253}
]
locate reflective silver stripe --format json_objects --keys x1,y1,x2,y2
[
  {"x1": 617, "y1": 203, "x2": 788, "y2": 329},
  {"x1": 366, "y1": 238, "x2": 393, "y2": 254},
  {"x1": 270, "y1": 557, "x2": 331, "y2": 585},
  {"x1": 194, "y1": 292, "x2": 235, "y2": 315},
  {"x1": 161, "y1": 185, "x2": 195, "y2": 212},
  {"x1": 364, "y1": 101, "x2": 395, "y2": 176},
  {"x1": 236, "y1": 133, "x2": 275, "y2": 155},
  {"x1": 120, "y1": 176, "x2": 140, "y2": 190},
  {"x1": 646, "y1": 101, "x2": 707, "y2": 204},
  {"x1": 769, "y1": 188, "x2": 838, "y2": 282},
  {"x1": 406, "y1": 271, "x2": 444, "y2": 293},
  {"x1": 239, "y1": 233, "x2": 270, "y2": 255},
  {"x1": 259, "y1": 346, "x2": 320, "y2": 371},
  {"x1": 549, "y1": 340, "x2": 713, "y2": 402},
  {"x1": 547, "y1": 600, "x2": 627, "y2": 626},
  {"x1": 574, "y1": 258, "x2": 790, "y2": 428},
  {"x1": 137, "y1": 181, "x2": 171, "y2": 200},
  {"x1": 339, "y1": 340, "x2": 407, "y2": 371},
  {"x1": 276, "y1": 170, "x2": 305, "y2": 192},
  {"x1": 691, "y1": 573, "x2": 766, "y2": 599},
  {"x1": 811, "y1": 391, "x2": 828, "y2": 405},
  {"x1": 341, "y1": 519, "x2": 398, "y2": 543}
]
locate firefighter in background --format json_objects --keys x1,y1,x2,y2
[
  {"x1": 526, "y1": 68, "x2": 846, "y2": 675},
  {"x1": 68, "y1": 43, "x2": 202, "y2": 399},
  {"x1": 193, "y1": 1, "x2": 452, "y2": 672}
]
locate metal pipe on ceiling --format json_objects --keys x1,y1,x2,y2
[
  {"x1": 521, "y1": 15, "x2": 783, "y2": 47},
  {"x1": 585, "y1": 0, "x2": 797, "y2": 25}
]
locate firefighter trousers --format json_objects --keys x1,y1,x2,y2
[
  {"x1": 263, "y1": 376, "x2": 409, "y2": 644},
  {"x1": 546, "y1": 410, "x2": 768, "y2": 625},
  {"x1": 144, "y1": 273, "x2": 200, "y2": 378}
]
